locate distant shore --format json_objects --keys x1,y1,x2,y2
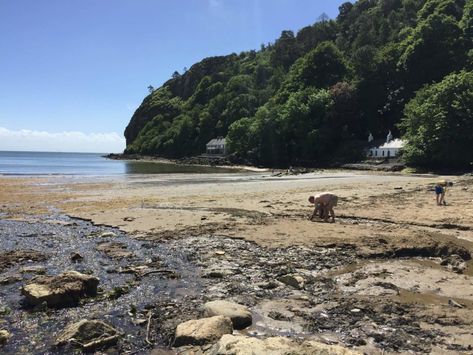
[
  {"x1": 105, "y1": 152, "x2": 409, "y2": 173},
  {"x1": 104, "y1": 153, "x2": 270, "y2": 172}
]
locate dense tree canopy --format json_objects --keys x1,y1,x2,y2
[
  {"x1": 124, "y1": 0, "x2": 472, "y2": 169},
  {"x1": 399, "y1": 71, "x2": 473, "y2": 169}
]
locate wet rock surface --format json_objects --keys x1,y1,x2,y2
[
  {"x1": 207, "y1": 334, "x2": 361, "y2": 355},
  {"x1": 55, "y1": 319, "x2": 120, "y2": 351},
  {"x1": 174, "y1": 315, "x2": 233, "y2": 347},
  {"x1": 203, "y1": 300, "x2": 252, "y2": 330},
  {"x1": 0, "y1": 214, "x2": 472, "y2": 353},
  {"x1": 21, "y1": 271, "x2": 99, "y2": 307}
]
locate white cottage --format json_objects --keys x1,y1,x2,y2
[
  {"x1": 368, "y1": 138, "x2": 404, "y2": 158},
  {"x1": 206, "y1": 137, "x2": 226, "y2": 155}
]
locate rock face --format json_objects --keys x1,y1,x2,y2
[
  {"x1": 206, "y1": 335, "x2": 362, "y2": 355},
  {"x1": 174, "y1": 315, "x2": 233, "y2": 347},
  {"x1": 203, "y1": 300, "x2": 252, "y2": 330},
  {"x1": 56, "y1": 319, "x2": 120, "y2": 351},
  {"x1": 21, "y1": 271, "x2": 99, "y2": 307},
  {"x1": 0, "y1": 329, "x2": 10, "y2": 344}
]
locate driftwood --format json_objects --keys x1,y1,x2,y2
[
  {"x1": 145, "y1": 311, "x2": 153, "y2": 345},
  {"x1": 69, "y1": 333, "x2": 120, "y2": 351}
]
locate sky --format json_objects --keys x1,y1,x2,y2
[{"x1": 0, "y1": 0, "x2": 348, "y2": 153}]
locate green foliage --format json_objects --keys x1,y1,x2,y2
[
  {"x1": 124, "y1": 0, "x2": 472, "y2": 169},
  {"x1": 399, "y1": 71, "x2": 473, "y2": 168}
]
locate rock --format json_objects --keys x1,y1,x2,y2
[
  {"x1": 202, "y1": 267, "x2": 234, "y2": 279},
  {"x1": 0, "y1": 275, "x2": 22, "y2": 285},
  {"x1": 440, "y1": 254, "x2": 467, "y2": 274},
  {"x1": 206, "y1": 335, "x2": 361, "y2": 354},
  {"x1": 21, "y1": 271, "x2": 99, "y2": 307},
  {"x1": 20, "y1": 265, "x2": 46, "y2": 274},
  {"x1": 0, "y1": 330, "x2": 10, "y2": 344},
  {"x1": 174, "y1": 315, "x2": 233, "y2": 347},
  {"x1": 70, "y1": 252, "x2": 83, "y2": 262},
  {"x1": 99, "y1": 232, "x2": 117, "y2": 238},
  {"x1": 256, "y1": 281, "x2": 278, "y2": 290},
  {"x1": 203, "y1": 300, "x2": 252, "y2": 330},
  {"x1": 215, "y1": 250, "x2": 226, "y2": 256},
  {"x1": 96, "y1": 242, "x2": 133, "y2": 259},
  {"x1": 448, "y1": 299, "x2": 464, "y2": 308},
  {"x1": 277, "y1": 274, "x2": 305, "y2": 290},
  {"x1": 56, "y1": 319, "x2": 120, "y2": 351}
]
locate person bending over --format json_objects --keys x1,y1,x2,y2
[{"x1": 309, "y1": 193, "x2": 338, "y2": 222}]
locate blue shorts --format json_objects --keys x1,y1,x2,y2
[{"x1": 435, "y1": 186, "x2": 444, "y2": 195}]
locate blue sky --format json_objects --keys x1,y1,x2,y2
[{"x1": 0, "y1": 0, "x2": 348, "y2": 152}]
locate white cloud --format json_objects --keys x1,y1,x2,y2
[{"x1": 0, "y1": 127, "x2": 125, "y2": 153}]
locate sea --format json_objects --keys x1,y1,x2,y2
[{"x1": 0, "y1": 151, "x2": 236, "y2": 176}]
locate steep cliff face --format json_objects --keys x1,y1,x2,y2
[
  {"x1": 124, "y1": 55, "x2": 237, "y2": 147},
  {"x1": 124, "y1": 0, "x2": 472, "y2": 168}
]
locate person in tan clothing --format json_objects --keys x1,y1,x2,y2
[{"x1": 309, "y1": 193, "x2": 338, "y2": 222}]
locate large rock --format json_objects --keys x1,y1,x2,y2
[
  {"x1": 56, "y1": 319, "x2": 120, "y2": 351},
  {"x1": 0, "y1": 329, "x2": 10, "y2": 344},
  {"x1": 21, "y1": 271, "x2": 99, "y2": 307},
  {"x1": 174, "y1": 315, "x2": 233, "y2": 347},
  {"x1": 206, "y1": 335, "x2": 361, "y2": 355},
  {"x1": 203, "y1": 300, "x2": 252, "y2": 330}
]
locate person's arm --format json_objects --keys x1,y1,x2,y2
[{"x1": 310, "y1": 205, "x2": 317, "y2": 220}]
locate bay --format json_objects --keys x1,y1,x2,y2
[{"x1": 0, "y1": 151, "x2": 237, "y2": 176}]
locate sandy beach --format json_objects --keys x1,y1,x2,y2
[{"x1": 1, "y1": 170, "x2": 473, "y2": 353}]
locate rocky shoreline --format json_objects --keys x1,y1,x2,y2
[{"x1": 1, "y1": 212, "x2": 472, "y2": 354}]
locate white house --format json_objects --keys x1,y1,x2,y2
[
  {"x1": 368, "y1": 138, "x2": 404, "y2": 158},
  {"x1": 206, "y1": 137, "x2": 226, "y2": 155}
]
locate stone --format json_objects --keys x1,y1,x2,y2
[
  {"x1": 174, "y1": 315, "x2": 233, "y2": 347},
  {"x1": 0, "y1": 329, "x2": 10, "y2": 344},
  {"x1": 21, "y1": 271, "x2": 99, "y2": 307},
  {"x1": 202, "y1": 267, "x2": 234, "y2": 279},
  {"x1": 99, "y1": 232, "x2": 117, "y2": 238},
  {"x1": 203, "y1": 300, "x2": 252, "y2": 330},
  {"x1": 56, "y1": 319, "x2": 120, "y2": 351},
  {"x1": 277, "y1": 274, "x2": 305, "y2": 290},
  {"x1": 96, "y1": 242, "x2": 133, "y2": 259},
  {"x1": 70, "y1": 252, "x2": 83, "y2": 262},
  {"x1": 20, "y1": 265, "x2": 46, "y2": 274},
  {"x1": 206, "y1": 335, "x2": 362, "y2": 354}
]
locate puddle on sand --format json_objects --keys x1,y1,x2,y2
[{"x1": 0, "y1": 215, "x2": 201, "y2": 354}]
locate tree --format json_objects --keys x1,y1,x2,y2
[
  {"x1": 289, "y1": 42, "x2": 349, "y2": 89},
  {"x1": 398, "y1": 13, "x2": 465, "y2": 89},
  {"x1": 147, "y1": 85, "x2": 155, "y2": 93},
  {"x1": 399, "y1": 71, "x2": 473, "y2": 169}
]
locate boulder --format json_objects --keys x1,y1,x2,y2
[
  {"x1": 203, "y1": 301, "x2": 252, "y2": 330},
  {"x1": 277, "y1": 274, "x2": 305, "y2": 290},
  {"x1": 21, "y1": 271, "x2": 99, "y2": 307},
  {"x1": 0, "y1": 329, "x2": 10, "y2": 344},
  {"x1": 206, "y1": 335, "x2": 361, "y2": 355},
  {"x1": 174, "y1": 315, "x2": 233, "y2": 347},
  {"x1": 56, "y1": 319, "x2": 120, "y2": 351}
]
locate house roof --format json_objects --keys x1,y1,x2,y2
[
  {"x1": 206, "y1": 137, "x2": 226, "y2": 146},
  {"x1": 378, "y1": 138, "x2": 404, "y2": 149}
]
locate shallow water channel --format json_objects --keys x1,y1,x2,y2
[{"x1": 0, "y1": 215, "x2": 201, "y2": 354}]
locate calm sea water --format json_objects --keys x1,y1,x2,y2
[{"x1": 0, "y1": 151, "x2": 237, "y2": 176}]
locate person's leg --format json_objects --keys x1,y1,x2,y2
[
  {"x1": 440, "y1": 190, "x2": 445, "y2": 205},
  {"x1": 329, "y1": 206, "x2": 335, "y2": 222},
  {"x1": 436, "y1": 193, "x2": 440, "y2": 205}
]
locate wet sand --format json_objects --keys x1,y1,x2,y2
[{"x1": 1, "y1": 170, "x2": 473, "y2": 353}]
